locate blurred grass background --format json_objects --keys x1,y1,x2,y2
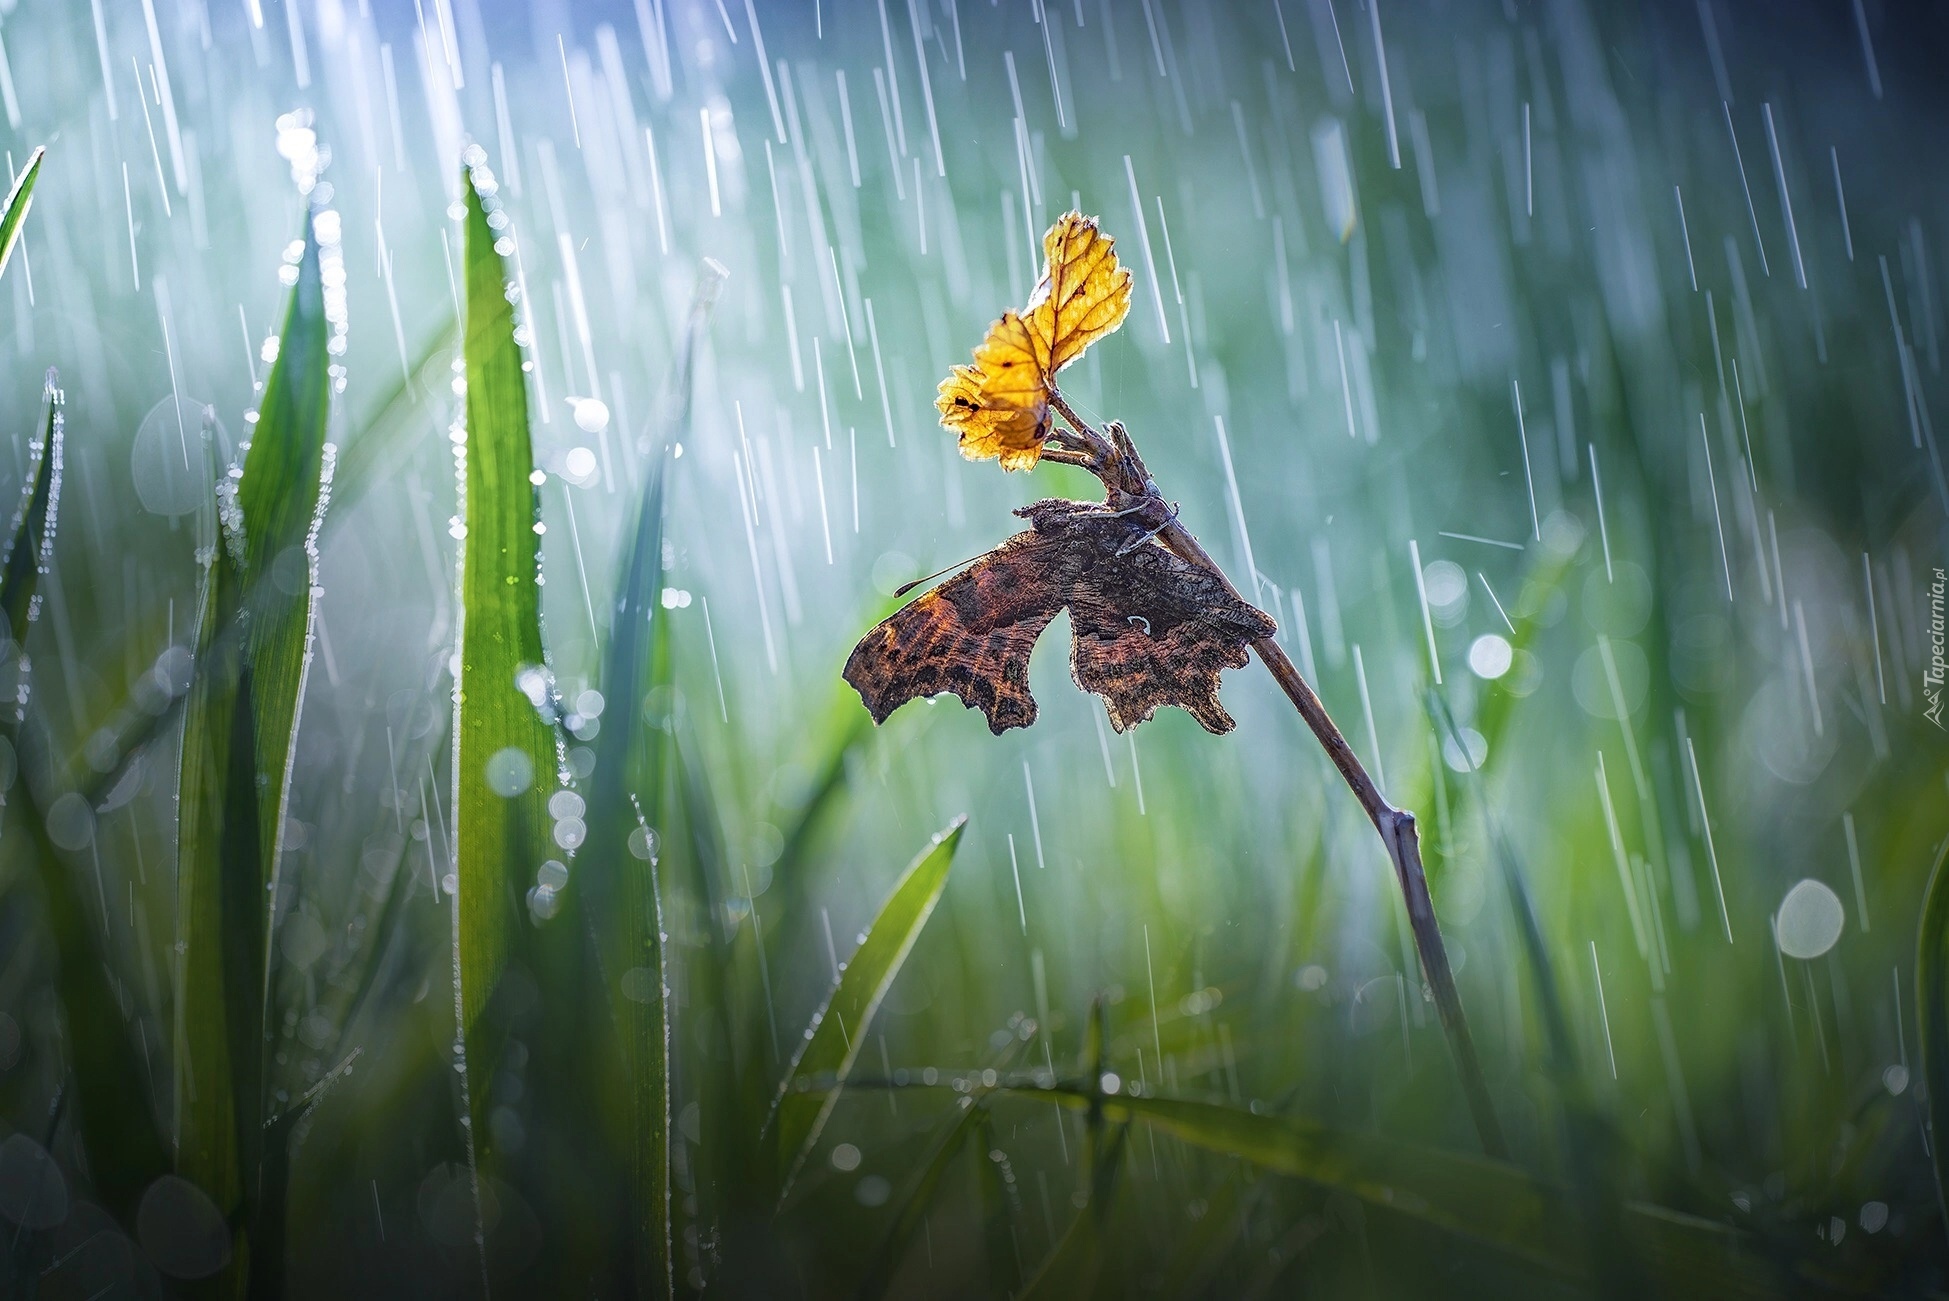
[{"x1": 0, "y1": 0, "x2": 1946, "y2": 1295}]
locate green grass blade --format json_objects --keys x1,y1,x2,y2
[
  {"x1": 453, "y1": 159, "x2": 555, "y2": 1051},
  {"x1": 1917, "y1": 837, "x2": 1949, "y2": 1238},
  {"x1": 452, "y1": 156, "x2": 653, "y2": 1291},
  {"x1": 1002, "y1": 1088, "x2": 1783, "y2": 1294},
  {"x1": 174, "y1": 204, "x2": 334, "y2": 1292},
  {"x1": 1017, "y1": 1124, "x2": 1127, "y2": 1301},
  {"x1": 0, "y1": 145, "x2": 43, "y2": 283},
  {"x1": 571, "y1": 263, "x2": 721, "y2": 1298},
  {"x1": 1, "y1": 374, "x2": 170, "y2": 1220},
  {"x1": 768, "y1": 816, "x2": 967, "y2": 1197}
]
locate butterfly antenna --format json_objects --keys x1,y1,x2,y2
[{"x1": 895, "y1": 551, "x2": 987, "y2": 597}]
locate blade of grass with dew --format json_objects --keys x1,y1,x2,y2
[
  {"x1": 173, "y1": 204, "x2": 334, "y2": 1293},
  {"x1": 0, "y1": 145, "x2": 43, "y2": 282},
  {"x1": 973, "y1": 1110, "x2": 1026, "y2": 1296},
  {"x1": 575, "y1": 258, "x2": 724, "y2": 1297},
  {"x1": 765, "y1": 816, "x2": 967, "y2": 1199},
  {"x1": 997, "y1": 1088, "x2": 1787, "y2": 1295},
  {"x1": 75, "y1": 319, "x2": 457, "y2": 813},
  {"x1": 1, "y1": 376, "x2": 170, "y2": 1221},
  {"x1": 1915, "y1": 838, "x2": 1949, "y2": 1239},
  {"x1": 451, "y1": 156, "x2": 619, "y2": 1288}
]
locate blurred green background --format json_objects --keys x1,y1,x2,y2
[{"x1": 0, "y1": 0, "x2": 1946, "y2": 1295}]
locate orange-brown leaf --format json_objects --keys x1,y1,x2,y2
[{"x1": 936, "y1": 212, "x2": 1132, "y2": 471}]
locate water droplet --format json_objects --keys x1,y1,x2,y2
[
  {"x1": 137, "y1": 1175, "x2": 229, "y2": 1278},
  {"x1": 571, "y1": 398, "x2": 610, "y2": 433},
  {"x1": 46, "y1": 792, "x2": 95, "y2": 850},
  {"x1": 1776, "y1": 879, "x2": 1845, "y2": 959},
  {"x1": 484, "y1": 747, "x2": 534, "y2": 797},
  {"x1": 829, "y1": 1143, "x2": 861, "y2": 1172},
  {"x1": 628, "y1": 825, "x2": 659, "y2": 863},
  {"x1": 1467, "y1": 634, "x2": 1513, "y2": 680}
]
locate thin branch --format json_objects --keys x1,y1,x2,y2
[{"x1": 1045, "y1": 387, "x2": 1508, "y2": 1160}]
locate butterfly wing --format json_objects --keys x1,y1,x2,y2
[
  {"x1": 1045, "y1": 508, "x2": 1278, "y2": 734},
  {"x1": 843, "y1": 525, "x2": 1080, "y2": 734}
]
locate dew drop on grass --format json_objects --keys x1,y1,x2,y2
[
  {"x1": 537, "y1": 859, "x2": 568, "y2": 890},
  {"x1": 485, "y1": 747, "x2": 534, "y2": 797},
  {"x1": 628, "y1": 825, "x2": 659, "y2": 862},
  {"x1": 1776, "y1": 879, "x2": 1845, "y2": 959},
  {"x1": 45, "y1": 791, "x2": 95, "y2": 850}
]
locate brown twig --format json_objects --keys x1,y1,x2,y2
[{"x1": 1044, "y1": 389, "x2": 1509, "y2": 1160}]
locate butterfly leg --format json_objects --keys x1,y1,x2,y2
[{"x1": 1114, "y1": 499, "x2": 1183, "y2": 555}]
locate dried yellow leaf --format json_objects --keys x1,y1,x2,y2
[
  {"x1": 935, "y1": 212, "x2": 1132, "y2": 470},
  {"x1": 1026, "y1": 212, "x2": 1133, "y2": 377}
]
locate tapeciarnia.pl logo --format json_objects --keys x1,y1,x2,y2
[{"x1": 1928, "y1": 567, "x2": 1947, "y2": 730}]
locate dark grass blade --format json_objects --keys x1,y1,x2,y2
[
  {"x1": 1, "y1": 376, "x2": 170, "y2": 1221},
  {"x1": 174, "y1": 204, "x2": 333, "y2": 1294},
  {"x1": 766, "y1": 817, "x2": 968, "y2": 1200},
  {"x1": 575, "y1": 260, "x2": 723, "y2": 1298},
  {"x1": 854, "y1": 1097, "x2": 991, "y2": 1300},
  {"x1": 1017, "y1": 1124, "x2": 1128, "y2": 1301},
  {"x1": 1916, "y1": 837, "x2": 1949, "y2": 1240},
  {"x1": 0, "y1": 372, "x2": 59, "y2": 646}
]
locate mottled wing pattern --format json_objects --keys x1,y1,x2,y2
[
  {"x1": 843, "y1": 524, "x2": 1079, "y2": 734},
  {"x1": 1041, "y1": 507, "x2": 1279, "y2": 735}
]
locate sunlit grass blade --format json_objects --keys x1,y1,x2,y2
[
  {"x1": 1001, "y1": 1088, "x2": 1786, "y2": 1294},
  {"x1": 453, "y1": 154, "x2": 667, "y2": 1292},
  {"x1": 0, "y1": 145, "x2": 43, "y2": 282},
  {"x1": 767, "y1": 816, "x2": 967, "y2": 1198},
  {"x1": 1916, "y1": 838, "x2": 1949, "y2": 1237},
  {"x1": 174, "y1": 203, "x2": 334, "y2": 1293}
]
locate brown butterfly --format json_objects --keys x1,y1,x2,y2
[{"x1": 844, "y1": 498, "x2": 1277, "y2": 735}]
